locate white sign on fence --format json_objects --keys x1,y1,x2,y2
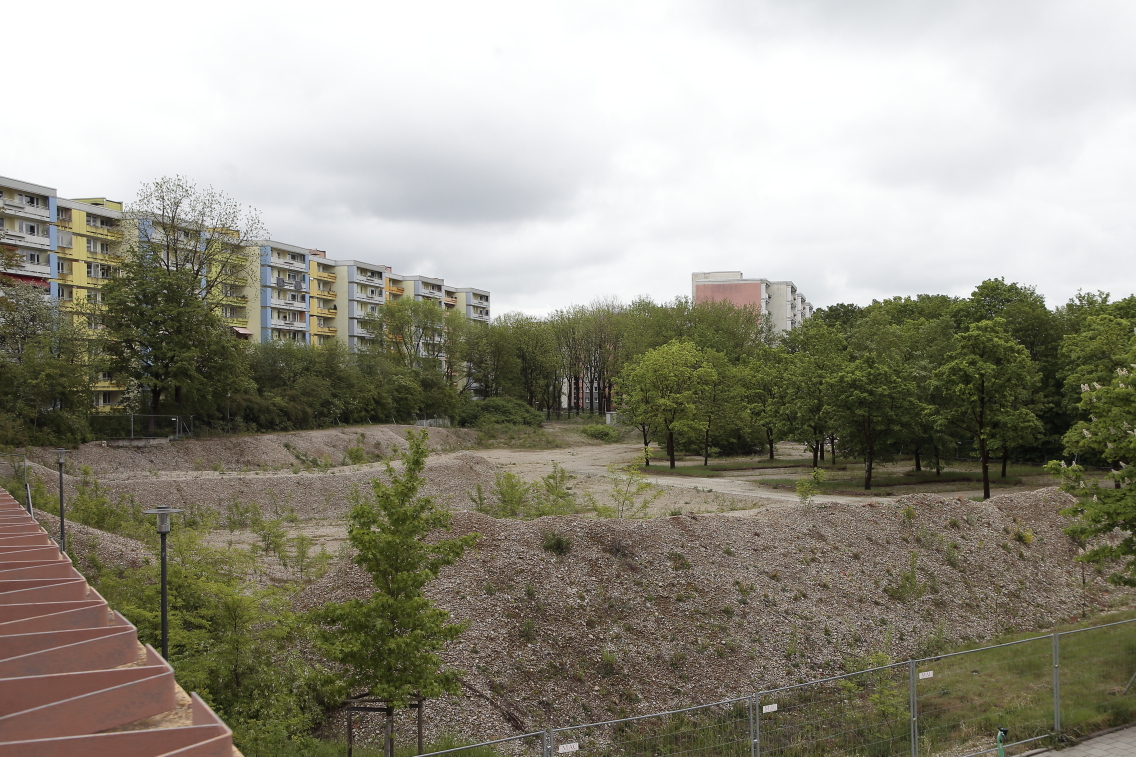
[
  {"x1": 762, "y1": 704, "x2": 778, "y2": 714},
  {"x1": 558, "y1": 743, "x2": 579, "y2": 753},
  {"x1": 919, "y1": 671, "x2": 934, "y2": 680}
]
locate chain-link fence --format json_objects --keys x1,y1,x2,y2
[
  {"x1": 86, "y1": 413, "x2": 193, "y2": 440},
  {"x1": 420, "y1": 618, "x2": 1136, "y2": 757}
]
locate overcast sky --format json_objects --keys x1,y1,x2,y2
[{"x1": 9, "y1": 1, "x2": 1136, "y2": 314}]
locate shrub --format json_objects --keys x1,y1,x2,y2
[
  {"x1": 519, "y1": 619, "x2": 536, "y2": 642},
  {"x1": 542, "y1": 531, "x2": 572, "y2": 555},
  {"x1": 1013, "y1": 529, "x2": 1035, "y2": 545},
  {"x1": 458, "y1": 397, "x2": 543, "y2": 427},
  {"x1": 581, "y1": 424, "x2": 620, "y2": 442}
]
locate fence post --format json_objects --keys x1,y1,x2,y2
[
  {"x1": 1052, "y1": 632, "x2": 1061, "y2": 736},
  {"x1": 752, "y1": 693, "x2": 760, "y2": 757},
  {"x1": 909, "y1": 661, "x2": 918, "y2": 757},
  {"x1": 544, "y1": 726, "x2": 553, "y2": 757}
]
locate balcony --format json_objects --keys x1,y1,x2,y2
[
  {"x1": 271, "y1": 318, "x2": 307, "y2": 329},
  {"x1": 312, "y1": 306, "x2": 337, "y2": 318},
  {"x1": 443, "y1": 296, "x2": 458, "y2": 304},
  {"x1": 385, "y1": 284, "x2": 405, "y2": 295},
  {"x1": 314, "y1": 287, "x2": 335, "y2": 297},
  {"x1": 1, "y1": 198, "x2": 50, "y2": 220},
  {"x1": 270, "y1": 298, "x2": 307, "y2": 311},
  {"x1": 312, "y1": 326, "x2": 337, "y2": 336},
  {"x1": 311, "y1": 269, "x2": 337, "y2": 281},
  {"x1": 269, "y1": 255, "x2": 307, "y2": 272},
  {"x1": 2, "y1": 229, "x2": 51, "y2": 249},
  {"x1": 85, "y1": 225, "x2": 123, "y2": 240}
]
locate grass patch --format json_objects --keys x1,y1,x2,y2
[
  {"x1": 641, "y1": 459, "x2": 859, "y2": 477},
  {"x1": 474, "y1": 423, "x2": 565, "y2": 449},
  {"x1": 762, "y1": 471, "x2": 1025, "y2": 493}
]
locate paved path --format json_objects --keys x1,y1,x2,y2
[{"x1": 1047, "y1": 727, "x2": 1136, "y2": 756}]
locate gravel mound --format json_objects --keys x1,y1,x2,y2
[
  {"x1": 24, "y1": 425, "x2": 476, "y2": 477},
  {"x1": 297, "y1": 487, "x2": 1135, "y2": 747},
  {"x1": 32, "y1": 510, "x2": 152, "y2": 573}
]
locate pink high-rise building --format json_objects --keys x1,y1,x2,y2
[{"x1": 692, "y1": 271, "x2": 813, "y2": 332}]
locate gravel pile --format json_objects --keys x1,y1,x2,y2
[
  {"x1": 297, "y1": 487, "x2": 1135, "y2": 748},
  {"x1": 24, "y1": 425, "x2": 475, "y2": 478},
  {"x1": 32, "y1": 509, "x2": 152, "y2": 573},
  {"x1": 43, "y1": 452, "x2": 499, "y2": 519}
]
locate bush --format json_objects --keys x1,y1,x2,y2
[
  {"x1": 457, "y1": 397, "x2": 543, "y2": 428},
  {"x1": 542, "y1": 531, "x2": 572, "y2": 555},
  {"x1": 581, "y1": 424, "x2": 620, "y2": 442}
]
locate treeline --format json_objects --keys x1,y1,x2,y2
[{"x1": 3, "y1": 262, "x2": 1136, "y2": 490}]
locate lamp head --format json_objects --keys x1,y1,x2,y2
[
  {"x1": 55, "y1": 449, "x2": 67, "y2": 465},
  {"x1": 143, "y1": 503, "x2": 185, "y2": 534}
]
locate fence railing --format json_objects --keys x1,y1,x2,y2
[
  {"x1": 421, "y1": 618, "x2": 1136, "y2": 757},
  {"x1": 413, "y1": 416, "x2": 452, "y2": 428},
  {"x1": 0, "y1": 452, "x2": 31, "y2": 515},
  {"x1": 86, "y1": 413, "x2": 193, "y2": 440}
]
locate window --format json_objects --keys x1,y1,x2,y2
[
  {"x1": 18, "y1": 221, "x2": 44, "y2": 236},
  {"x1": 59, "y1": 231, "x2": 73, "y2": 248},
  {"x1": 59, "y1": 286, "x2": 73, "y2": 301},
  {"x1": 17, "y1": 194, "x2": 43, "y2": 208},
  {"x1": 57, "y1": 208, "x2": 72, "y2": 222},
  {"x1": 27, "y1": 253, "x2": 41, "y2": 265},
  {"x1": 99, "y1": 371, "x2": 112, "y2": 381},
  {"x1": 58, "y1": 260, "x2": 72, "y2": 274},
  {"x1": 86, "y1": 238, "x2": 111, "y2": 254},
  {"x1": 368, "y1": 304, "x2": 377, "y2": 313},
  {"x1": 368, "y1": 288, "x2": 377, "y2": 297}
]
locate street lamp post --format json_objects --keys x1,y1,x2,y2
[
  {"x1": 54, "y1": 449, "x2": 67, "y2": 554},
  {"x1": 143, "y1": 503, "x2": 184, "y2": 659}
]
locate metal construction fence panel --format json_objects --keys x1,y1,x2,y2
[
  {"x1": 418, "y1": 617, "x2": 1136, "y2": 757},
  {"x1": 417, "y1": 731, "x2": 545, "y2": 757},
  {"x1": 1057, "y1": 618, "x2": 1136, "y2": 740},
  {"x1": 915, "y1": 636, "x2": 1054, "y2": 756},
  {"x1": 553, "y1": 697, "x2": 752, "y2": 757},
  {"x1": 757, "y1": 663, "x2": 910, "y2": 757}
]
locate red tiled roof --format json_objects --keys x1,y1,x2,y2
[{"x1": 0, "y1": 488, "x2": 238, "y2": 756}]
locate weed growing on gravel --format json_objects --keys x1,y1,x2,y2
[
  {"x1": 519, "y1": 619, "x2": 537, "y2": 642},
  {"x1": 344, "y1": 435, "x2": 368, "y2": 465},
  {"x1": 884, "y1": 552, "x2": 928, "y2": 602},
  {"x1": 599, "y1": 649, "x2": 619, "y2": 676},
  {"x1": 542, "y1": 531, "x2": 572, "y2": 555},
  {"x1": 668, "y1": 551, "x2": 692, "y2": 570},
  {"x1": 598, "y1": 464, "x2": 661, "y2": 519}
]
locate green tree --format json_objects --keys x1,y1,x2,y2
[
  {"x1": 743, "y1": 347, "x2": 789, "y2": 460},
  {"x1": 125, "y1": 175, "x2": 265, "y2": 309},
  {"x1": 617, "y1": 340, "x2": 713, "y2": 468},
  {"x1": 1047, "y1": 323, "x2": 1136, "y2": 585},
  {"x1": 100, "y1": 257, "x2": 248, "y2": 427},
  {"x1": 931, "y1": 319, "x2": 1041, "y2": 499},
  {"x1": 684, "y1": 348, "x2": 740, "y2": 465},
  {"x1": 312, "y1": 431, "x2": 478, "y2": 707},
  {"x1": 782, "y1": 321, "x2": 846, "y2": 466},
  {"x1": 830, "y1": 355, "x2": 918, "y2": 489}
]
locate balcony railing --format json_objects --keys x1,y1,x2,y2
[
  {"x1": 2, "y1": 199, "x2": 50, "y2": 219},
  {"x1": 385, "y1": 285, "x2": 405, "y2": 295}
]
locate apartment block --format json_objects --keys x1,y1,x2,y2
[
  {"x1": 454, "y1": 287, "x2": 491, "y2": 322},
  {"x1": 0, "y1": 176, "x2": 56, "y2": 288},
  {"x1": 692, "y1": 271, "x2": 812, "y2": 332},
  {"x1": 330, "y1": 259, "x2": 388, "y2": 349},
  {"x1": 251, "y1": 241, "x2": 311, "y2": 343}
]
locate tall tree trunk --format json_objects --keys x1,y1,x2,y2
[
  {"x1": 703, "y1": 424, "x2": 710, "y2": 466},
  {"x1": 819, "y1": 441, "x2": 825, "y2": 462},
  {"x1": 1001, "y1": 446, "x2": 1009, "y2": 478},
  {"x1": 667, "y1": 429, "x2": 676, "y2": 469},
  {"x1": 812, "y1": 441, "x2": 819, "y2": 467},
  {"x1": 934, "y1": 445, "x2": 942, "y2": 475},
  {"x1": 1113, "y1": 460, "x2": 1123, "y2": 489},
  {"x1": 149, "y1": 388, "x2": 162, "y2": 432},
  {"x1": 767, "y1": 428, "x2": 775, "y2": 460},
  {"x1": 979, "y1": 436, "x2": 990, "y2": 500},
  {"x1": 830, "y1": 435, "x2": 837, "y2": 465},
  {"x1": 864, "y1": 443, "x2": 874, "y2": 490},
  {"x1": 641, "y1": 427, "x2": 651, "y2": 467},
  {"x1": 914, "y1": 447, "x2": 921, "y2": 472}
]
